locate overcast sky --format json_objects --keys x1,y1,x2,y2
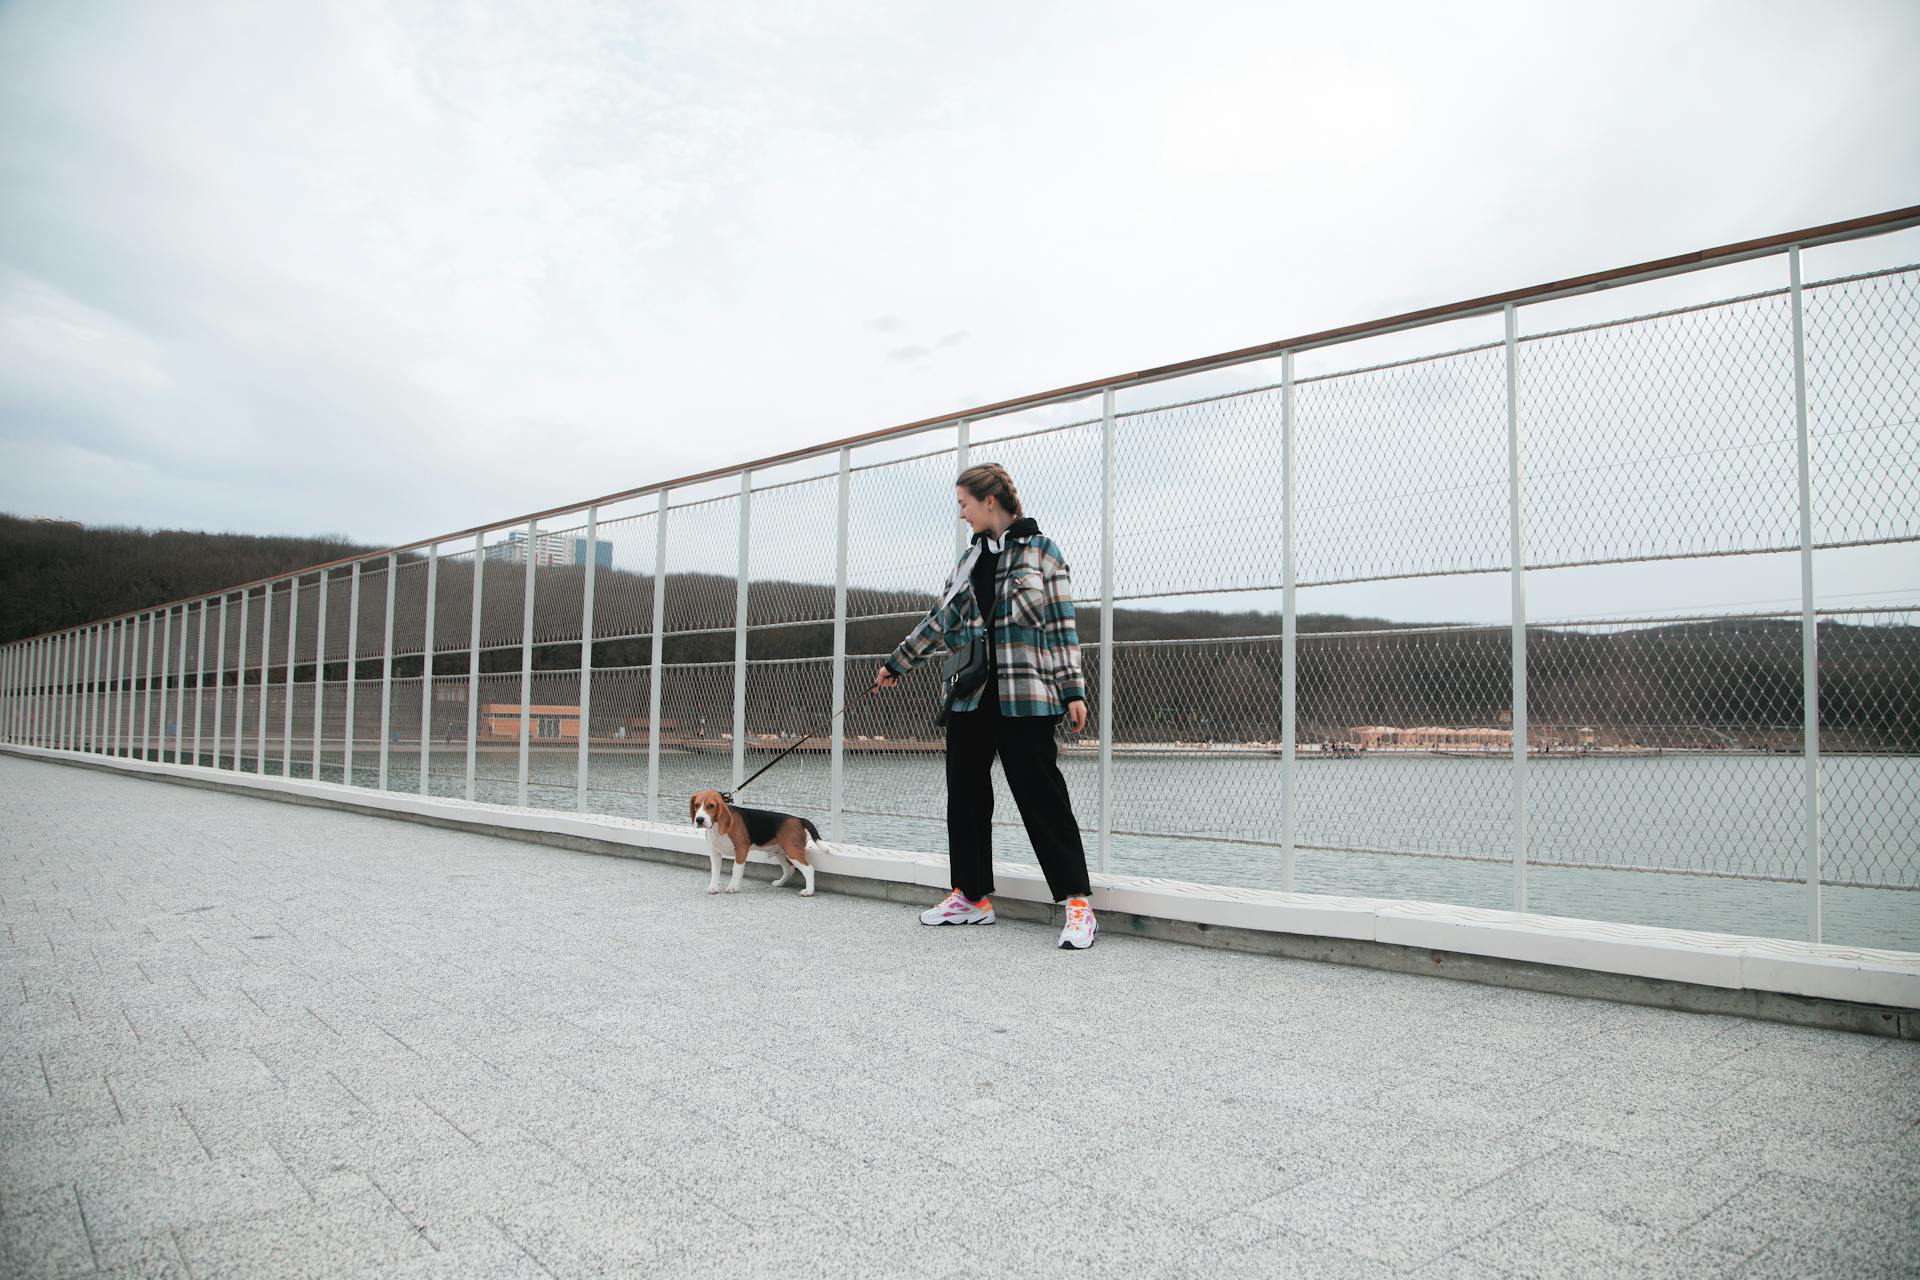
[{"x1": 2, "y1": 0, "x2": 1917, "y2": 622}]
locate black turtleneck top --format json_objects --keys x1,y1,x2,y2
[
  {"x1": 971, "y1": 537, "x2": 999, "y2": 708},
  {"x1": 971, "y1": 538, "x2": 999, "y2": 630}
]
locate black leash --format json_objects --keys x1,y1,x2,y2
[{"x1": 721, "y1": 680, "x2": 882, "y2": 803}]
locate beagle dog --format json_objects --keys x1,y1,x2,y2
[{"x1": 689, "y1": 790, "x2": 822, "y2": 896}]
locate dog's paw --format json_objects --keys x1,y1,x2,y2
[
  {"x1": 706, "y1": 885, "x2": 719, "y2": 895},
  {"x1": 800, "y1": 888, "x2": 815, "y2": 897},
  {"x1": 724, "y1": 884, "x2": 740, "y2": 894}
]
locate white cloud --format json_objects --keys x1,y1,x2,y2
[{"x1": 0, "y1": 0, "x2": 1916, "y2": 614}]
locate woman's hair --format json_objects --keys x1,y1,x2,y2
[{"x1": 955, "y1": 463, "x2": 1022, "y2": 517}]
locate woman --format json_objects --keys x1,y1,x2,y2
[{"x1": 874, "y1": 463, "x2": 1097, "y2": 950}]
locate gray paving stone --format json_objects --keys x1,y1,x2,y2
[
  {"x1": 2, "y1": 754, "x2": 1916, "y2": 1278},
  {"x1": 0, "y1": 1184, "x2": 95, "y2": 1278},
  {"x1": 1733, "y1": 1233, "x2": 1920, "y2": 1279},
  {"x1": 1454, "y1": 1204, "x2": 1751, "y2": 1278},
  {"x1": 173, "y1": 1182, "x2": 438, "y2": 1278}
]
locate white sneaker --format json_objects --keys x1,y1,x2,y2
[
  {"x1": 920, "y1": 889, "x2": 995, "y2": 926},
  {"x1": 1057, "y1": 897, "x2": 1096, "y2": 950}
]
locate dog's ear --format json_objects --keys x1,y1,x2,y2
[{"x1": 688, "y1": 792, "x2": 700, "y2": 821}]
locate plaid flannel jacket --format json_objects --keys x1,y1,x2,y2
[{"x1": 883, "y1": 523, "x2": 1087, "y2": 718}]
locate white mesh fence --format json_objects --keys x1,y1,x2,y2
[{"x1": 8, "y1": 259, "x2": 1918, "y2": 947}]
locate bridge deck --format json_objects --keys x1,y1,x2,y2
[{"x1": 1, "y1": 754, "x2": 1914, "y2": 1278}]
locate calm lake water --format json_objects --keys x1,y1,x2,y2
[{"x1": 258, "y1": 746, "x2": 1917, "y2": 952}]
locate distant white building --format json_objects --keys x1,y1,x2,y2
[{"x1": 485, "y1": 531, "x2": 612, "y2": 568}]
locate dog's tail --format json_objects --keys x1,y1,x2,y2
[{"x1": 801, "y1": 817, "x2": 823, "y2": 846}]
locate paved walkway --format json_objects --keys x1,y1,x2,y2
[{"x1": 0, "y1": 754, "x2": 1915, "y2": 1279}]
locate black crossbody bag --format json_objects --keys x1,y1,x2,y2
[{"x1": 932, "y1": 633, "x2": 989, "y2": 728}]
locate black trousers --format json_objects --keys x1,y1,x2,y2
[{"x1": 944, "y1": 682, "x2": 1091, "y2": 903}]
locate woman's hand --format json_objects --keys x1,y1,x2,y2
[
  {"x1": 1065, "y1": 699, "x2": 1088, "y2": 734},
  {"x1": 874, "y1": 666, "x2": 899, "y2": 689}
]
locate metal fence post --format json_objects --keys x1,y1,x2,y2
[
  {"x1": 517, "y1": 522, "x2": 536, "y2": 807},
  {"x1": 107, "y1": 625, "x2": 120, "y2": 756},
  {"x1": 313, "y1": 575, "x2": 327, "y2": 780},
  {"x1": 213, "y1": 598, "x2": 227, "y2": 769},
  {"x1": 67, "y1": 629, "x2": 76, "y2": 749},
  {"x1": 53, "y1": 632, "x2": 65, "y2": 750},
  {"x1": 94, "y1": 626, "x2": 106, "y2": 753},
  {"x1": 466, "y1": 535, "x2": 483, "y2": 802},
  {"x1": 1281, "y1": 353, "x2": 1298, "y2": 893},
  {"x1": 421, "y1": 545, "x2": 439, "y2": 797},
  {"x1": 954, "y1": 419, "x2": 970, "y2": 561},
  {"x1": 97, "y1": 629, "x2": 109, "y2": 756},
  {"x1": 1098, "y1": 389, "x2": 1116, "y2": 878},
  {"x1": 98, "y1": 625, "x2": 110, "y2": 753},
  {"x1": 380, "y1": 556, "x2": 397, "y2": 791},
  {"x1": 194, "y1": 601, "x2": 209, "y2": 765},
  {"x1": 57, "y1": 631, "x2": 71, "y2": 751},
  {"x1": 112, "y1": 622, "x2": 125, "y2": 756},
  {"x1": 232, "y1": 594, "x2": 248, "y2": 769},
  {"x1": 82, "y1": 628, "x2": 95, "y2": 752},
  {"x1": 142, "y1": 613, "x2": 156, "y2": 759},
  {"x1": 578, "y1": 512, "x2": 598, "y2": 810},
  {"x1": 157, "y1": 611, "x2": 172, "y2": 761},
  {"x1": 255, "y1": 581, "x2": 271, "y2": 774},
  {"x1": 732, "y1": 476, "x2": 750, "y2": 791},
  {"x1": 1790, "y1": 245, "x2": 1823, "y2": 944},
  {"x1": 1505, "y1": 302, "x2": 1530, "y2": 914},
  {"x1": 78, "y1": 629, "x2": 88, "y2": 752},
  {"x1": 41, "y1": 635, "x2": 53, "y2": 748},
  {"x1": 174, "y1": 609, "x2": 190, "y2": 762},
  {"x1": 282, "y1": 578, "x2": 298, "y2": 773},
  {"x1": 80, "y1": 627, "x2": 91, "y2": 752},
  {"x1": 97, "y1": 625, "x2": 110, "y2": 753},
  {"x1": 81, "y1": 627, "x2": 96, "y2": 753},
  {"x1": 73, "y1": 630, "x2": 84, "y2": 751},
  {"x1": 121, "y1": 620, "x2": 135, "y2": 756},
  {"x1": 60, "y1": 632, "x2": 69, "y2": 751},
  {"x1": 830, "y1": 448, "x2": 851, "y2": 842},
  {"x1": 647, "y1": 492, "x2": 668, "y2": 822},
  {"x1": 343, "y1": 565, "x2": 360, "y2": 785}
]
